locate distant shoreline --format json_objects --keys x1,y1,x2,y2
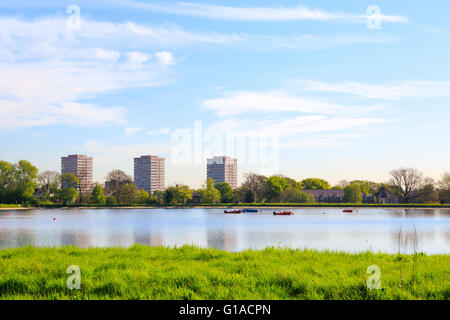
[{"x1": 2, "y1": 204, "x2": 450, "y2": 210}]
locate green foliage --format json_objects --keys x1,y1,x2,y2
[
  {"x1": 0, "y1": 160, "x2": 38, "y2": 204},
  {"x1": 279, "y1": 188, "x2": 316, "y2": 203},
  {"x1": 105, "y1": 196, "x2": 117, "y2": 205},
  {"x1": 300, "y1": 178, "x2": 330, "y2": 190},
  {"x1": 201, "y1": 178, "x2": 220, "y2": 204},
  {"x1": 343, "y1": 184, "x2": 363, "y2": 204},
  {"x1": 165, "y1": 185, "x2": 193, "y2": 205},
  {"x1": 414, "y1": 184, "x2": 439, "y2": 204},
  {"x1": 60, "y1": 173, "x2": 79, "y2": 189},
  {"x1": 136, "y1": 189, "x2": 150, "y2": 204},
  {"x1": 349, "y1": 180, "x2": 374, "y2": 195},
  {"x1": 117, "y1": 183, "x2": 139, "y2": 205},
  {"x1": 0, "y1": 246, "x2": 447, "y2": 300},
  {"x1": 266, "y1": 176, "x2": 290, "y2": 201},
  {"x1": 215, "y1": 182, "x2": 234, "y2": 203},
  {"x1": 59, "y1": 187, "x2": 78, "y2": 205},
  {"x1": 90, "y1": 185, "x2": 106, "y2": 205}
]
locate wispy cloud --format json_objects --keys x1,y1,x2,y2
[
  {"x1": 203, "y1": 90, "x2": 385, "y2": 117},
  {"x1": 201, "y1": 88, "x2": 394, "y2": 149},
  {"x1": 298, "y1": 80, "x2": 450, "y2": 100},
  {"x1": 0, "y1": 17, "x2": 180, "y2": 130},
  {"x1": 121, "y1": 1, "x2": 408, "y2": 23}
]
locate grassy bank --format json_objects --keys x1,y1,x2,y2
[
  {"x1": 0, "y1": 246, "x2": 448, "y2": 300},
  {"x1": 0, "y1": 204, "x2": 23, "y2": 209}
]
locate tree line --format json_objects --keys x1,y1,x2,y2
[{"x1": 0, "y1": 160, "x2": 449, "y2": 205}]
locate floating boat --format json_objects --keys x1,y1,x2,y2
[
  {"x1": 273, "y1": 211, "x2": 294, "y2": 216},
  {"x1": 343, "y1": 209, "x2": 353, "y2": 213},
  {"x1": 243, "y1": 209, "x2": 258, "y2": 213},
  {"x1": 224, "y1": 210, "x2": 243, "y2": 214}
]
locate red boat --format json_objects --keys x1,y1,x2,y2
[
  {"x1": 224, "y1": 210, "x2": 243, "y2": 214},
  {"x1": 273, "y1": 211, "x2": 294, "y2": 216},
  {"x1": 343, "y1": 209, "x2": 353, "y2": 213}
]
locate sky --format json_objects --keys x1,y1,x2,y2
[{"x1": 0, "y1": 0, "x2": 449, "y2": 188}]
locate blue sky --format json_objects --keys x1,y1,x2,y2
[{"x1": 1, "y1": 0, "x2": 449, "y2": 188}]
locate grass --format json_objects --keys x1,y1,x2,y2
[
  {"x1": 0, "y1": 204, "x2": 22, "y2": 209},
  {"x1": 0, "y1": 246, "x2": 448, "y2": 300}
]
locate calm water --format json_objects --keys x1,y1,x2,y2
[{"x1": 1, "y1": 208, "x2": 449, "y2": 254}]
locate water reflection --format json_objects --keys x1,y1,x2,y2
[{"x1": 0, "y1": 208, "x2": 449, "y2": 254}]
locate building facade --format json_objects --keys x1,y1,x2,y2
[
  {"x1": 206, "y1": 156, "x2": 238, "y2": 189},
  {"x1": 61, "y1": 154, "x2": 93, "y2": 195},
  {"x1": 134, "y1": 155, "x2": 165, "y2": 194}
]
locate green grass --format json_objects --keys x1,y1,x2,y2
[
  {"x1": 0, "y1": 246, "x2": 448, "y2": 300},
  {"x1": 0, "y1": 204, "x2": 22, "y2": 209}
]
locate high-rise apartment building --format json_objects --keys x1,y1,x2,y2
[
  {"x1": 134, "y1": 155, "x2": 165, "y2": 194},
  {"x1": 206, "y1": 156, "x2": 238, "y2": 189},
  {"x1": 61, "y1": 154, "x2": 93, "y2": 195}
]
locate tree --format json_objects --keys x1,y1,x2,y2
[
  {"x1": 389, "y1": 168, "x2": 423, "y2": 203},
  {"x1": 279, "y1": 188, "x2": 315, "y2": 203},
  {"x1": 117, "y1": 183, "x2": 139, "y2": 205},
  {"x1": 60, "y1": 187, "x2": 79, "y2": 205},
  {"x1": 343, "y1": 184, "x2": 362, "y2": 203},
  {"x1": 37, "y1": 171, "x2": 60, "y2": 200},
  {"x1": 438, "y1": 172, "x2": 450, "y2": 204},
  {"x1": 164, "y1": 185, "x2": 192, "y2": 205},
  {"x1": 153, "y1": 190, "x2": 166, "y2": 204},
  {"x1": 215, "y1": 182, "x2": 234, "y2": 203},
  {"x1": 0, "y1": 160, "x2": 39, "y2": 204},
  {"x1": 105, "y1": 169, "x2": 132, "y2": 193},
  {"x1": 201, "y1": 178, "x2": 221, "y2": 204},
  {"x1": 240, "y1": 173, "x2": 268, "y2": 203},
  {"x1": 105, "y1": 196, "x2": 116, "y2": 205},
  {"x1": 266, "y1": 176, "x2": 290, "y2": 202},
  {"x1": 0, "y1": 161, "x2": 14, "y2": 203},
  {"x1": 136, "y1": 189, "x2": 150, "y2": 204},
  {"x1": 61, "y1": 173, "x2": 79, "y2": 189},
  {"x1": 300, "y1": 178, "x2": 330, "y2": 190},
  {"x1": 59, "y1": 173, "x2": 79, "y2": 205},
  {"x1": 90, "y1": 184, "x2": 106, "y2": 204},
  {"x1": 349, "y1": 180, "x2": 376, "y2": 195},
  {"x1": 414, "y1": 182, "x2": 439, "y2": 204}
]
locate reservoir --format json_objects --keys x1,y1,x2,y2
[{"x1": 0, "y1": 208, "x2": 449, "y2": 254}]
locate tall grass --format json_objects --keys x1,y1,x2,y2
[{"x1": 0, "y1": 246, "x2": 448, "y2": 300}]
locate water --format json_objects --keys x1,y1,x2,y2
[{"x1": 0, "y1": 208, "x2": 449, "y2": 254}]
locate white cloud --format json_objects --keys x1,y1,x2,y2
[
  {"x1": 201, "y1": 88, "x2": 394, "y2": 150},
  {"x1": 298, "y1": 80, "x2": 450, "y2": 100},
  {"x1": 203, "y1": 90, "x2": 384, "y2": 117},
  {"x1": 0, "y1": 17, "x2": 182, "y2": 130},
  {"x1": 156, "y1": 51, "x2": 175, "y2": 66},
  {"x1": 122, "y1": 1, "x2": 408, "y2": 23}
]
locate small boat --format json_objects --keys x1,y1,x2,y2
[
  {"x1": 343, "y1": 209, "x2": 353, "y2": 213},
  {"x1": 273, "y1": 211, "x2": 294, "y2": 216},
  {"x1": 243, "y1": 209, "x2": 258, "y2": 213},
  {"x1": 224, "y1": 209, "x2": 243, "y2": 214}
]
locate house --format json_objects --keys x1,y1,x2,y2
[
  {"x1": 304, "y1": 189, "x2": 344, "y2": 203},
  {"x1": 304, "y1": 189, "x2": 376, "y2": 204},
  {"x1": 375, "y1": 190, "x2": 399, "y2": 204}
]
